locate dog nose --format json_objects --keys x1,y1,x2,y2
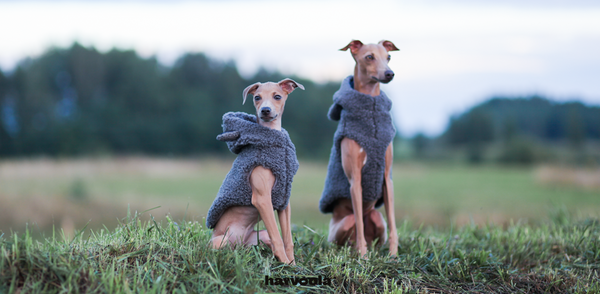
[
  {"x1": 384, "y1": 70, "x2": 395, "y2": 80},
  {"x1": 261, "y1": 107, "x2": 271, "y2": 115}
]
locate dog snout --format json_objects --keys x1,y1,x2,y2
[
  {"x1": 377, "y1": 70, "x2": 395, "y2": 83},
  {"x1": 261, "y1": 107, "x2": 271, "y2": 115},
  {"x1": 384, "y1": 70, "x2": 395, "y2": 80}
]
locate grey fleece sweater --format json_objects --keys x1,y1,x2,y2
[
  {"x1": 206, "y1": 112, "x2": 299, "y2": 229},
  {"x1": 319, "y1": 76, "x2": 396, "y2": 213}
]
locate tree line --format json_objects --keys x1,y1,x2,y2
[
  {"x1": 419, "y1": 97, "x2": 600, "y2": 164},
  {"x1": 1, "y1": 43, "x2": 598, "y2": 164},
  {"x1": 0, "y1": 44, "x2": 341, "y2": 158},
  {"x1": 445, "y1": 97, "x2": 600, "y2": 145}
]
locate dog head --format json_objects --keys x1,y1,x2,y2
[
  {"x1": 341, "y1": 40, "x2": 399, "y2": 84},
  {"x1": 242, "y1": 79, "x2": 304, "y2": 124}
]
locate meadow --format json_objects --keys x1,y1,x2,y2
[
  {"x1": 1, "y1": 157, "x2": 599, "y2": 236},
  {"x1": 1, "y1": 158, "x2": 600, "y2": 292}
]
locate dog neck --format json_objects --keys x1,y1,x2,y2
[
  {"x1": 257, "y1": 116, "x2": 282, "y2": 131},
  {"x1": 353, "y1": 66, "x2": 381, "y2": 97}
]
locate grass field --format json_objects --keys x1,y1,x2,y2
[
  {"x1": 1, "y1": 210, "x2": 599, "y2": 293},
  {"x1": 1, "y1": 157, "x2": 599, "y2": 237},
  {"x1": 1, "y1": 158, "x2": 600, "y2": 292}
]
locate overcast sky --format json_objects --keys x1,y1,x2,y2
[{"x1": 1, "y1": 0, "x2": 599, "y2": 136}]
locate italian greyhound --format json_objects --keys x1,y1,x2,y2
[
  {"x1": 329, "y1": 40, "x2": 400, "y2": 257},
  {"x1": 210, "y1": 79, "x2": 304, "y2": 264}
]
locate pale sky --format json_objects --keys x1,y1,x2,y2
[{"x1": 1, "y1": 0, "x2": 599, "y2": 136}]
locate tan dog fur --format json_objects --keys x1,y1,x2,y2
[
  {"x1": 210, "y1": 79, "x2": 304, "y2": 264},
  {"x1": 328, "y1": 40, "x2": 399, "y2": 257}
]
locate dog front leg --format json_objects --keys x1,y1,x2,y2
[
  {"x1": 383, "y1": 143, "x2": 398, "y2": 256},
  {"x1": 350, "y1": 178, "x2": 368, "y2": 257},
  {"x1": 341, "y1": 138, "x2": 368, "y2": 258},
  {"x1": 250, "y1": 166, "x2": 291, "y2": 264},
  {"x1": 278, "y1": 204, "x2": 295, "y2": 264}
]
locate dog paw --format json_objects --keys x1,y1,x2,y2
[{"x1": 358, "y1": 247, "x2": 368, "y2": 259}]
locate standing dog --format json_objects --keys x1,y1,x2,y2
[
  {"x1": 206, "y1": 79, "x2": 304, "y2": 264},
  {"x1": 320, "y1": 40, "x2": 399, "y2": 257}
]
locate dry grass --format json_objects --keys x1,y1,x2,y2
[
  {"x1": 536, "y1": 165, "x2": 600, "y2": 190},
  {"x1": 0, "y1": 156, "x2": 225, "y2": 180}
]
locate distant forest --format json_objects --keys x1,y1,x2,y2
[
  {"x1": 446, "y1": 97, "x2": 600, "y2": 145},
  {"x1": 0, "y1": 43, "x2": 340, "y2": 158},
  {"x1": 424, "y1": 97, "x2": 600, "y2": 164},
  {"x1": 0, "y1": 43, "x2": 599, "y2": 163}
]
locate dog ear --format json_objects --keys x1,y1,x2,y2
[
  {"x1": 278, "y1": 79, "x2": 305, "y2": 94},
  {"x1": 242, "y1": 82, "x2": 261, "y2": 104},
  {"x1": 379, "y1": 40, "x2": 399, "y2": 52},
  {"x1": 340, "y1": 40, "x2": 363, "y2": 54}
]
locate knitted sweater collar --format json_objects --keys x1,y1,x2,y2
[
  {"x1": 221, "y1": 112, "x2": 291, "y2": 154},
  {"x1": 334, "y1": 75, "x2": 388, "y2": 102}
]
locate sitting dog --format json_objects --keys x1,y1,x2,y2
[
  {"x1": 206, "y1": 79, "x2": 304, "y2": 264},
  {"x1": 320, "y1": 40, "x2": 400, "y2": 257}
]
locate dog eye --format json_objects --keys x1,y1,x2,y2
[
  {"x1": 366, "y1": 55, "x2": 374, "y2": 60},
  {"x1": 254, "y1": 95, "x2": 261, "y2": 101},
  {"x1": 274, "y1": 95, "x2": 282, "y2": 100}
]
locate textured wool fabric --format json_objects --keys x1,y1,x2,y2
[
  {"x1": 319, "y1": 76, "x2": 396, "y2": 213},
  {"x1": 206, "y1": 112, "x2": 299, "y2": 229}
]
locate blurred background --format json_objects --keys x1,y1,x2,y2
[{"x1": 0, "y1": 0, "x2": 599, "y2": 237}]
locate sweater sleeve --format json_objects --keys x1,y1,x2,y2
[{"x1": 328, "y1": 103, "x2": 343, "y2": 121}]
